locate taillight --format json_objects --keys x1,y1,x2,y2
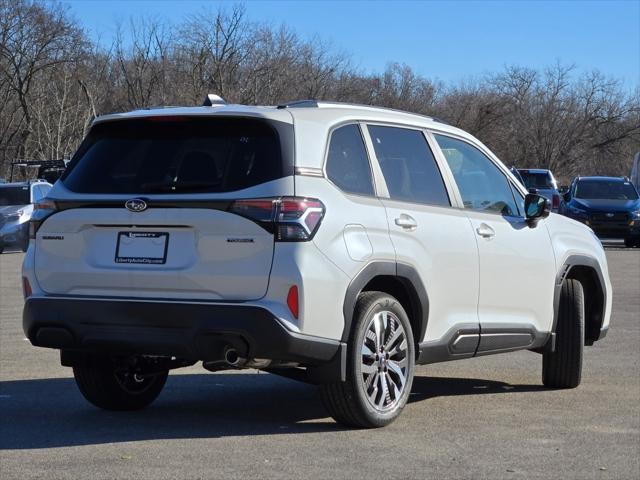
[
  {"x1": 552, "y1": 194, "x2": 560, "y2": 210},
  {"x1": 228, "y1": 197, "x2": 325, "y2": 242},
  {"x1": 29, "y1": 199, "x2": 58, "y2": 239}
]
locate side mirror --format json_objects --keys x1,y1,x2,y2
[
  {"x1": 558, "y1": 185, "x2": 569, "y2": 195},
  {"x1": 528, "y1": 187, "x2": 538, "y2": 195},
  {"x1": 525, "y1": 193, "x2": 550, "y2": 227}
]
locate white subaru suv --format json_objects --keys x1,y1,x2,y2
[{"x1": 22, "y1": 97, "x2": 611, "y2": 428}]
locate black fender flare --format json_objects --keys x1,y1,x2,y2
[
  {"x1": 552, "y1": 254, "x2": 607, "y2": 342},
  {"x1": 341, "y1": 261, "x2": 429, "y2": 344}
]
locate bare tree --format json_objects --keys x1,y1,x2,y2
[
  {"x1": 0, "y1": 1, "x2": 638, "y2": 181},
  {"x1": 0, "y1": 0, "x2": 84, "y2": 164}
]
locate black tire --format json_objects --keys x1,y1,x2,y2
[
  {"x1": 320, "y1": 291, "x2": 415, "y2": 428},
  {"x1": 624, "y1": 237, "x2": 640, "y2": 248},
  {"x1": 542, "y1": 279, "x2": 584, "y2": 388},
  {"x1": 21, "y1": 241, "x2": 28, "y2": 253},
  {"x1": 73, "y1": 355, "x2": 168, "y2": 411}
]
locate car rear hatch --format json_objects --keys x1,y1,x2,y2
[{"x1": 33, "y1": 115, "x2": 294, "y2": 300}]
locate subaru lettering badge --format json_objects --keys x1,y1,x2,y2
[
  {"x1": 125, "y1": 199, "x2": 147, "y2": 212},
  {"x1": 606, "y1": 212, "x2": 614, "y2": 218}
]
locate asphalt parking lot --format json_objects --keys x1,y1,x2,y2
[{"x1": 0, "y1": 247, "x2": 639, "y2": 479}]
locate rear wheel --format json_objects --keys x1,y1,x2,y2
[
  {"x1": 542, "y1": 279, "x2": 584, "y2": 388},
  {"x1": 73, "y1": 355, "x2": 168, "y2": 410},
  {"x1": 320, "y1": 291, "x2": 415, "y2": 428}
]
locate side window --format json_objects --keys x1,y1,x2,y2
[
  {"x1": 325, "y1": 124, "x2": 375, "y2": 196},
  {"x1": 368, "y1": 126, "x2": 450, "y2": 206},
  {"x1": 434, "y1": 134, "x2": 519, "y2": 217}
]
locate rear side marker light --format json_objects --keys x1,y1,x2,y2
[
  {"x1": 552, "y1": 194, "x2": 560, "y2": 209},
  {"x1": 228, "y1": 197, "x2": 325, "y2": 242},
  {"x1": 287, "y1": 285, "x2": 299, "y2": 319}
]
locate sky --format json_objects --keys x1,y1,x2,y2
[{"x1": 62, "y1": 0, "x2": 640, "y2": 89}]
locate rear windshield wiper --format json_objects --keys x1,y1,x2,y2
[{"x1": 141, "y1": 181, "x2": 222, "y2": 193}]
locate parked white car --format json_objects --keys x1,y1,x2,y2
[{"x1": 22, "y1": 98, "x2": 611, "y2": 427}]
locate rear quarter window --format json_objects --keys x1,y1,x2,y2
[
  {"x1": 62, "y1": 117, "x2": 292, "y2": 194},
  {"x1": 325, "y1": 124, "x2": 375, "y2": 196}
]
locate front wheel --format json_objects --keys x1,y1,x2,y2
[
  {"x1": 320, "y1": 291, "x2": 415, "y2": 428},
  {"x1": 73, "y1": 355, "x2": 168, "y2": 410},
  {"x1": 542, "y1": 279, "x2": 584, "y2": 388}
]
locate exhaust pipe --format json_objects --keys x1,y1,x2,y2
[{"x1": 224, "y1": 347, "x2": 240, "y2": 366}]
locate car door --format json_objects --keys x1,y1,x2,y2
[
  {"x1": 432, "y1": 133, "x2": 556, "y2": 354},
  {"x1": 363, "y1": 124, "x2": 480, "y2": 359}
]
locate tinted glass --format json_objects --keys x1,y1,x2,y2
[
  {"x1": 0, "y1": 186, "x2": 30, "y2": 206},
  {"x1": 519, "y1": 171, "x2": 555, "y2": 189},
  {"x1": 368, "y1": 126, "x2": 449, "y2": 206},
  {"x1": 435, "y1": 134, "x2": 519, "y2": 216},
  {"x1": 326, "y1": 124, "x2": 374, "y2": 196},
  {"x1": 574, "y1": 180, "x2": 639, "y2": 200},
  {"x1": 63, "y1": 118, "x2": 284, "y2": 194}
]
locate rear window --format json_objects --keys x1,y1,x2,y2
[
  {"x1": 519, "y1": 171, "x2": 555, "y2": 189},
  {"x1": 0, "y1": 186, "x2": 30, "y2": 206},
  {"x1": 63, "y1": 117, "x2": 291, "y2": 194}
]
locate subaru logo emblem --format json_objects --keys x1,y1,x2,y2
[
  {"x1": 125, "y1": 199, "x2": 147, "y2": 212},
  {"x1": 605, "y1": 212, "x2": 614, "y2": 218}
]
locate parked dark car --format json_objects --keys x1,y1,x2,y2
[
  {"x1": 0, "y1": 180, "x2": 52, "y2": 253},
  {"x1": 518, "y1": 168, "x2": 562, "y2": 212},
  {"x1": 563, "y1": 176, "x2": 640, "y2": 247}
]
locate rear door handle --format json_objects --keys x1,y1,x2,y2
[
  {"x1": 395, "y1": 214, "x2": 418, "y2": 230},
  {"x1": 476, "y1": 223, "x2": 495, "y2": 239}
]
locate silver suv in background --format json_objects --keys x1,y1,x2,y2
[
  {"x1": 22, "y1": 99, "x2": 611, "y2": 428},
  {"x1": 0, "y1": 180, "x2": 52, "y2": 253},
  {"x1": 518, "y1": 168, "x2": 562, "y2": 212}
]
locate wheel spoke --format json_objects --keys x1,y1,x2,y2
[
  {"x1": 386, "y1": 372, "x2": 401, "y2": 400},
  {"x1": 384, "y1": 327, "x2": 403, "y2": 350},
  {"x1": 361, "y1": 343, "x2": 375, "y2": 359},
  {"x1": 367, "y1": 372, "x2": 379, "y2": 402},
  {"x1": 387, "y1": 360, "x2": 406, "y2": 388},
  {"x1": 388, "y1": 338, "x2": 408, "y2": 358},
  {"x1": 361, "y1": 362, "x2": 377, "y2": 375},
  {"x1": 372, "y1": 314, "x2": 382, "y2": 351},
  {"x1": 377, "y1": 373, "x2": 388, "y2": 409}
]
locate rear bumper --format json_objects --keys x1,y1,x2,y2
[{"x1": 23, "y1": 296, "x2": 342, "y2": 366}]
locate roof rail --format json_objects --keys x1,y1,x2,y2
[
  {"x1": 277, "y1": 100, "x2": 319, "y2": 109},
  {"x1": 277, "y1": 99, "x2": 442, "y2": 123}
]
